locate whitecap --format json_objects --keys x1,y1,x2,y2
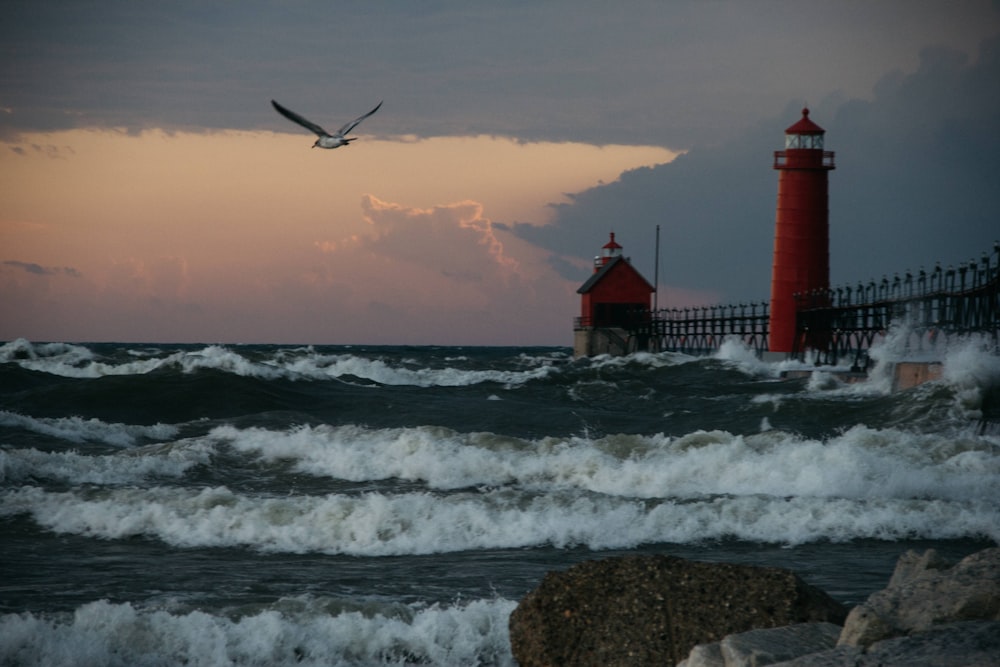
[
  {"x1": 211, "y1": 422, "x2": 1000, "y2": 503},
  {"x1": 0, "y1": 410, "x2": 179, "y2": 447},
  {"x1": 0, "y1": 441, "x2": 212, "y2": 486},
  {"x1": 0, "y1": 596, "x2": 517, "y2": 667},
  {"x1": 6, "y1": 483, "x2": 997, "y2": 555},
  {"x1": 0, "y1": 410, "x2": 178, "y2": 447}
]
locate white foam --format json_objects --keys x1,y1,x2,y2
[
  {"x1": 6, "y1": 479, "x2": 997, "y2": 555},
  {"x1": 284, "y1": 351, "x2": 560, "y2": 387},
  {"x1": 0, "y1": 410, "x2": 178, "y2": 447},
  {"x1": 0, "y1": 340, "x2": 561, "y2": 387},
  {"x1": 0, "y1": 596, "x2": 517, "y2": 667},
  {"x1": 0, "y1": 339, "x2": 166, "y2": 378},
  {"x1": 0, "y1": 441, "x2": 212, "y2": 486},
  {"x1": 713, "y1": 337, "x2": 777, "y2": 376},
  {"x1": 212, "y1": 423, "x2": 1000, "y2": 503},
  {"x1": 0, "y1": 339, "x2": 94, "y2": 367},
  {"x1": 854, "y1": 331, "x2": 1000, "y2": 417},
  {"x1": 5, "y1": 417, "x2": 995, "y2": 551},
  {"x1": 939, "y1": 335, "x2": 1000, "y2": 421},
  {"x1": 942, "y1": 335, "x2": 1000, "y2": 387},
  {"x1": 584, "y1": 349, "x2": 695, "y2": 371}
]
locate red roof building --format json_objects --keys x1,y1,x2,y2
[{"x1": 574, "y1": 233, "x2": 655, "y2": 355}]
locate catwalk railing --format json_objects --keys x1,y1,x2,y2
[
  {"x1": 627, "y1": 302, "x2": 771, "y2": 356},
  {"x1": 791, "y1": 242, "x2": 1000, "y2": 369},
  {"x1": 612, "y1": 242, "x2": 999, "y2": 364}
]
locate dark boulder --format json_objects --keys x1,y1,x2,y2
[{"x1": 508, "y1": 555, "x2": 847, "y2": 667}]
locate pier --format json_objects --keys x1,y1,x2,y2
[
  {"x1": 791, "y1": 243, "x2": 1000, "y2": 370},
  {"x1": 625, "y1": 243, "x2": 1000, "y2": 376}
]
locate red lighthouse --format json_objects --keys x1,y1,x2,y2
[{"x1": 768, "y1": 108, "x2": 836, "y2": 353}]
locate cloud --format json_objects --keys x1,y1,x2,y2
[
  {"x1": 0, "y1": 126, "x2": 670, "y2": 345},
  {"x1": 29, "y1": 143, "x2": 75, "y2": 159},
  {"x1": 354, "y1": 195, "x2": 519, "y2": 279},
  {"x1": 2, "y1": 2, "x2": 998, "y2": 147},
  {"x1": 512, "y1": 35, "x2": 1000, "y2": 308},
  {"x1": 3, "y1": 260, "x2": 81, "y2": 277},
  {"x1": 104, "y1": 256, "x2": 190, "y2": 301},
  {"x1": 5, "y1": 139, "x2": 79, "y2": 158},
  {"x1": 303, "y1": 195, "x2": 577, "y2": 344}
]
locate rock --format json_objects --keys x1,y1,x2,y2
[
  {"x1": 835, "y1": 604, "x2": 892, "y2": 649},
  {"x1": 720, "y1": 622, "x2": 841, "y2": 666},
  {"x1": 678, "y1": 641, "x2": 725, "y2": 667},
  {"x1": 764, "y1": 645, "x2": 862, "y2": 667},
  {"x1": 838, "y1": 547, "x2": 1000, "y2": 648},
  {"x1": 773, "y1": 620, "x2": 1000, "y2": 666},
  {"x1": 860, "y1": 620, "x2": 1000, "y2": 667},
  {"x1": 680, "y1": 623, "x2": 841, "y2": 667},
  {"x1": 886, "y1": 547, "x2": 952, "y2": 588},
  {"x1": 507, "y1": 555, "x2": 847, "y2": 667}
]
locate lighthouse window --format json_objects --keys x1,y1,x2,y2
[{"x1": 785, "y1": 134, "x2": 824, "y2": 149}]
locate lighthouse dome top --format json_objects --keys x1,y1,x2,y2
[
  {"x1": 602, "y1": 232, "x2": 623, "y2": 252},
  {"x1": 784, "y1": 108, "x2": 826, "y2": 149},
  {"x1": 785, "y1": 108, "x2": 825, "y2": 134}
]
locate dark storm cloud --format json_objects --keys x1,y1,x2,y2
[
  {"x1": 516, "y1": 36, "x2": 1000, "y2": 305},
  {"x1": 2, "y1": 1, "x2": 998, "y2": 147},
  {"x1": 4, "y1": 261, "x2": 82, "y2": 278}
]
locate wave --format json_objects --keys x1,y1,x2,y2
[
  {"x1": 0, "y1": 596, "x2": 517, "y2": 667},
  {"x1": 211, "y1": 422, "x2": 1000, "y2": 502},
  {"x1": 0, "y1": 340, "x2": 305, "y2": 381},
  {"x1": 0, "y1": 410, "x2": 179, "y2": 447},
  {"x1": 6, "y1": 415, "x2": 996, "y2": 502},
  {"x1": 0, "y1": 339, "x2": 566, "y2": 387},
  {"x1": 0, "y1": 441, "x2": 211, "y2": 486},
  {"x1": 5, "y1": 482, "x2": 997, "y2": 555}
]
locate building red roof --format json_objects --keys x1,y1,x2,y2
[
  {"x1": 602, "y1": 232, "x2": 623, "y2": 251},
  {"x1": 785, "y1": 108, "x2": 825, "y2": 135},
  {"x1": 576, "y1": 256, "x2": 655, "y2": 294}
]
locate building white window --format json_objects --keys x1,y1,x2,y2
[{"x1": 786, "y1": 134, "x2": 824, "y2": 149}]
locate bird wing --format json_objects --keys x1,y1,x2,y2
[
  {"x1": 271, "y1": 100, "x2": 329, "y2": 136},
  {"x1": 337, "y1": 101, "x2": 383, "y2": 136}
]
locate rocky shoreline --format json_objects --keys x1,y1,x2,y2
[{"x1": 508, "y1": 547, "x2": 1000, "y2": 666}]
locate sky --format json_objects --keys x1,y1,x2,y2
[{"x1": 2, "y1": 1, "x2": 998, "y2": 346}]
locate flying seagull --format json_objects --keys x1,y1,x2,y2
[{"x1": 271, "y1": 99, "x2": 383, "y2": 149}]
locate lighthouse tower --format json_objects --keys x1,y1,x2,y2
[{"x1": 768, "y1": 108, "x2": 836, "y2": 353}]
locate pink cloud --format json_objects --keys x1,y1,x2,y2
[
  {"x1": 301, "y1": 195, "x2": 579, "y2": 344},
  {"x1": 354, "y1": 195, "x2": 519, "y2": 279}
]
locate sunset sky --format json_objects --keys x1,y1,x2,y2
[{"x1": 2, "y1": 1, "x2": 998, "y2": 345}]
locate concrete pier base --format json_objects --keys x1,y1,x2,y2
[
  {"x1": 889, "y1": 361, "x2": 943, "y2": 391},
  {"x1": 781, "y1": 361, "x2": 943, "y2": 392},
  {"x1": 573, "y1": 327, "x2": 633, "y2": 357}
]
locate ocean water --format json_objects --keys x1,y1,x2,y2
[{"x1": 1, "y1": 337, "x2": 998, "y2": 666}]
